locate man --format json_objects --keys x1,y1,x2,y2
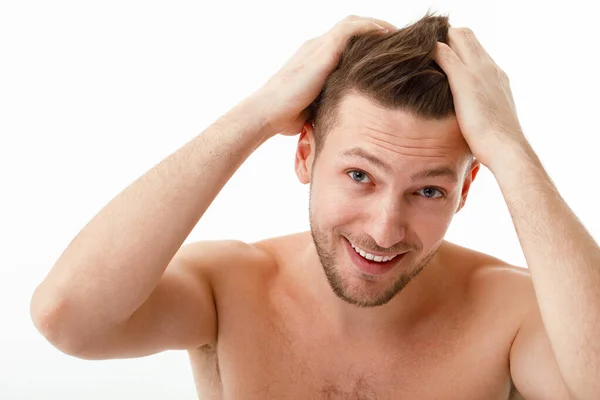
[{"x1": 30, "y1": 12, "x2": 599, "y2": 400}]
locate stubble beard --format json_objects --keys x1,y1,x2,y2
[{"x1": 309, "y1": 207, "x2": 440, "y2": 309}]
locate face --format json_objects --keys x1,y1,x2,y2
[{"x1": 295, "y1": 94, "x2": 479, "y2": 308}]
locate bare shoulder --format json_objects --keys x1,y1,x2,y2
[
  {"x1": 251, "y1": 231, "x2": 312, "y2": 264},
  {"x1": 179, "y1": 238, "x2": 278, "y2": 283},
  {"x1": 442, "y1": 243, "x2": 542, "y2": 399},
  {"x1": 443, "y1": 241, "x2": 537, "y2": 313},
  {"x1": 179, "y1": 238, "x2": 273, "y2": 268},
  {"x1": 179, "y1": 232, "x2": 308, "y2": 295}
]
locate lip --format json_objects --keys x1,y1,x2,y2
[{"x1": 344, "y1": 238, "x2": 406, "y2": 276}]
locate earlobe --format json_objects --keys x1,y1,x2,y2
[{"x1": 456, "y1": 194, "x2": 467, "y2": 213}]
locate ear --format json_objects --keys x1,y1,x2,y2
[
  {"x1": 455, "y1": 159, "x2": 481, "y2": 213},
  {"x1": 295, "y1": 121, "x2": 316, "y2": 184}
]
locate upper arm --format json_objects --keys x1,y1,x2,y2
[
  {"x1": 510, "y1": 307, "x2": 571, "y2": 400},
  {"x1": 76, "y1": 239, "x2": 263, "y2": 360}
]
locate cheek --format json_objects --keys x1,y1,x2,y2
[
  {"x1": 315, "y1": 198, "x2": 358, "y2": 225},
  {"x1": 311, "y1": 189, "x2": 361, "y2": 227},
  {"x1": 413, "y1": 209, "x2": 454, "y2": 241}
]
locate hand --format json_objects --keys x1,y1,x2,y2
[
  {"x1": 433, "y1": 27, "x2": 528, "y2": 170},
  {"x1": 252, "y1": 15, "x2": 396, "y2": 137}
]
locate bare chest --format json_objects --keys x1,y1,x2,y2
[{"x1": 189, "y1": 291, "x2": 515, "y2": 399}]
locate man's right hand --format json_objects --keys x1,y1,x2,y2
[
  {"x1": 30, "y1": 16, "x2": 396, "y2": 360},
  {"x1": 253, "y1": 15, "x2": 396, "y2": 137}
]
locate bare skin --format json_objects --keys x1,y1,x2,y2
[
  {"x1": 31, "y1": 15, "x2": 588, "y2": 400},
  {"x1": 185, "y1": 93, "x2": 537, "y2": 399},
  {"x1": 188, "y1": 233, "x2": 533, "y2": 399}
]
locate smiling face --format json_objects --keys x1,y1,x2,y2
[{"x1": 296, "y1": 93, "x2": 479, "y2": 308}]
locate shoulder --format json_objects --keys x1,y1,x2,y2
[
  {"x1": 442, "y1": 241, "x2": 537, "y2": 316},
  {"x1": 179, "y1": 232, "x2": 309, "y2": 289},
  {"x1": 179, "y1": 238, "x2": 274, "y2": 269},
  {"x1": 252, "y1": 231, "x2": 313, "y2": 265},
  {"x1": 177, "y1": 238, "x2": 277, "y2": 288}
]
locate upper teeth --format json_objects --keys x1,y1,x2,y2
[{"x1": 351, "y1": 242, "x2": 399, "y2": 263}]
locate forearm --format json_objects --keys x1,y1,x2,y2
[
  {"x1": 491, "y1": 143, "x2": 600, "y2": 397},
  {"x1": 31, "y1": 97, "x2": 272, "y2": 336}
]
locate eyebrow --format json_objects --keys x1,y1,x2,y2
[{"x1": 340, "y1": 147, "x2": 459, "y2": 183}]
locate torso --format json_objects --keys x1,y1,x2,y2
[{"x1": 187, "y1": 232, "x2": 533, "y2": 399}]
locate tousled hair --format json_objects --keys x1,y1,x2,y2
[{"x1": 309, "y1": 11, "x2": 456, "y2": 158}]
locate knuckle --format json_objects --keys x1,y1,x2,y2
[
  {"x1": 330, "y1": 20, "x2": 347, "y2": 36},
  {"x1": 450, "y1": 27, "x2": 475, "y2": 40},
  {"x1": 436, "y1": 43, "x2": 455, "y2": 64},
  {"x1": 468, "y1": 72, "x2": 481, "y2": 86},
  {"x1": 335, "y1": 15, "x2": 359, "y2": 27},
  {"x1": 481, "y1": 60, "x2": 497, "y2": 72},
  {"x1": 324, "y1": 28, "x2": 342, "y2": 45},
  {"x1": 437, "y1": 42, "x2": 450, "y2": 53},
  {"x1": 474, "y1": 58, "x2": 495, "y2": 73},
  {"x1": 460, "y1": 27, "x2": 474, "y2": 36},
  {"x1": 304, "y1": 37, "x2": 317, "y2": 46}
]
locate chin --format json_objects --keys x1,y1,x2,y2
[{"x1": 326, "y1": 251, "x2": 414, "y2": 308}]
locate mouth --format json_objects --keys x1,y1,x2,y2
[{"x1": 343, "y1": 237, "x2": 407, "y2": 276}]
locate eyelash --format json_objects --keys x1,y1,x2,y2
[{"x1": 346, "y1": 169, "x2": 446, "y2": 199}]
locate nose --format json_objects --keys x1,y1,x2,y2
[{"x1": 363, "y1": 200, "x2": 407, "y2": 250}]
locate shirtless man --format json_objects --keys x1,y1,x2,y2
[{"x1": 30, "y1": 13, "x2": 599, "y2": 400}]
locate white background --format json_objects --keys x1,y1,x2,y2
[{"x1": 1, "y1": 0, "x2": 598, "y2": 398}]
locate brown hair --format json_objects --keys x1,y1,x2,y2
[{"x1": 309, "y1": 11, "x2": 455, "y2": 157}]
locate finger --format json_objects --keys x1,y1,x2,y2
[
  {"x1": 329, "y1": 16, "x2": 394, "y2": 42},
  {"x1": 324, "y1": 19, "x2": 388, "y2": 48},
  {"x1": 361, "y1": 17, "x2": 397, "y2": 32},
  {"x1": 341, "y1": 15, "x2": 397, "y2": 32},
  {"x1": 447, "y1": 27, "x2": 493, "y2": 67},
  {"x1": 433, "y1": 42, "x2": 469, "y2": 85}
]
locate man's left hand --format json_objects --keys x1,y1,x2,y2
[{"x1": 433, "y1": 27, "x2": 528, "y2": 171}]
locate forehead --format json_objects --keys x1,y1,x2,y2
[{"x1": 325, "y1": 93, "x2": 468, "y2": 159}]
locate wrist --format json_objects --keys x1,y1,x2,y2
[
  {"x1": 218, "y1": 95, "x2": 275, "y2": 145},
  {"x1": 486, "y1": 138, "x2": 538, "y2": 175},
  {"x1": 489, "y1": 141, "x2": 547, "y2": 185}
]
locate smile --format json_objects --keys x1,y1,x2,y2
[{"x1": 344, "y1": 238, "x2": 407, "y2": 276}]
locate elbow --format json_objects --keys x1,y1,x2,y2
[{"x1": 30, "y1": 285, "x2": 94, "y2": 358}]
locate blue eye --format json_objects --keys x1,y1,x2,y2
[
  {"x1": 347, "y1": 172, "x2": 444, "y2": 199},
  {"x1": 417, "y1": 187, "x2": 444, "y2": 199},
  {"x1": 347, "y1": 170, "x2": 371, "y2": 183}
]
